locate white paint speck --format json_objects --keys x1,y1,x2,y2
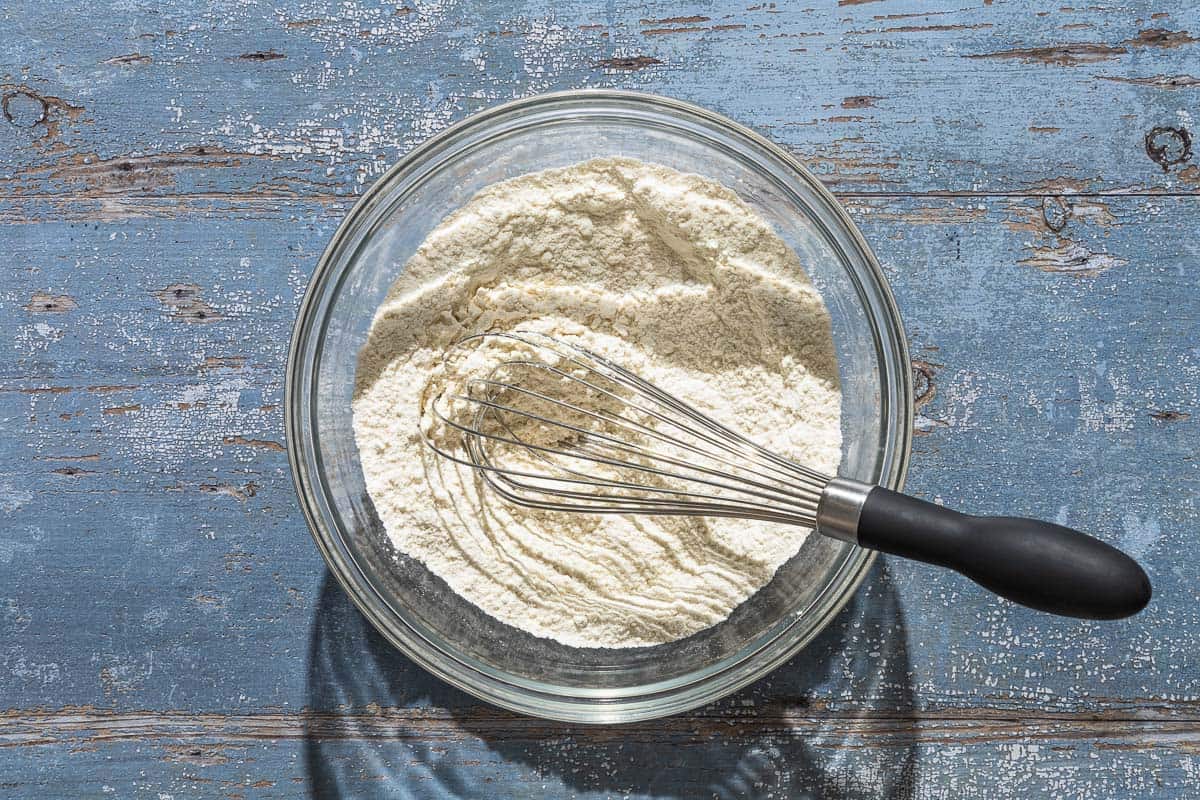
[
  {"x1": 1121, "y1": 512, "x2": 1161, "y2": 560},
  {"x1": 0, "y1": 483, "x2": 34, "y2": 514}
]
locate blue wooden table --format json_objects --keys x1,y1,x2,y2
[{"x1": 2, "y1": 1, "x2": 1197, "y2": 796}]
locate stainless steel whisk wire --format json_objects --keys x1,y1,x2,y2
[{"x1": 421, "y1": 332, "x2": 829, "y2": 527}]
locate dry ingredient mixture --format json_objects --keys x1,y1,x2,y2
[{"x1": 352, "y1": 157, "x2": 841, "y2": 648}]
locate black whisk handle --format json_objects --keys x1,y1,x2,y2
[{"x1": 854, "y1": 487, "x2": 1151, "y2": 620}]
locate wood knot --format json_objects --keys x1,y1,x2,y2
[
  {"x1": 1041, "y1": 196, "x2": 1070, "y2": 232},
  {"x1": 1145, "y1": 126, "x2": 1192, "y2": 171},
  {"x1": 2, "y1": 90, "x2": 48, "y2": 127},
  {"x1": 0, "y1": 84, "x2": 84, "y2": 144},
  {"x1": 912, "y1": 359, "x2": 940, "y2": 409}
]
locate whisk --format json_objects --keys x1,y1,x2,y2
[{"x1": 422, "y1": 332, "x2": 1150, "y2": 620}]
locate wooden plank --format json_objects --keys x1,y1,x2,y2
[
  {"x1": 1, "y1": 709, "x2": 1198, "y2": 798},
  {"x1": 1, "y1": 195, "x2": 1195, "y2": 723},
  {"x1": 1, "y1": 1, "x2": 1198, "y2": 198}
]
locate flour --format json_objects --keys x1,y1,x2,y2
[{"x1": 352, "y1": 158, "x2": 841, "y2": 648}]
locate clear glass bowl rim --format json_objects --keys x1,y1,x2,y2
[{"x1": 286, "y1": 89, "x2": 913, "y2": 723}]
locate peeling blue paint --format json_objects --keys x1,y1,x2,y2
[{"x1": 3, "y1": 0, "x2": 1199, "y2": 796}]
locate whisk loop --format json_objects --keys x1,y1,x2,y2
[{"x1": 421, "y1": 331, "x2": 831, "y2": 527}]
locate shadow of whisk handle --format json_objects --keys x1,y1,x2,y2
[{"x1": 831, "y1": 483, "x2": 1152, "y2": 620}]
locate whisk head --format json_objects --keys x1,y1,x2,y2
[{"x1": 420, "y1": 332, "x2": 832, "y2": 528}]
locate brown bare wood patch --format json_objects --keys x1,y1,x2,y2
[
  {"x1": 639, "y1": 15, "x2": 710, "y2": 25},
  {"x1": 202, "y1": 356, "x2": 248, "y2": 371},
  {"x1": 8, "y1": 147, "x2": 279, "y2": 198},
  {"x1": 233, "y1": 50, "x2": 287, "y2": 61},
  {"x1": 86, "y1": 385, "x2": 139, "y2": 393},
  {"x1": 1122, "y1": 28, "x2": 1197, "y2": 49},
  {"x1": 101, "y1": 53, "x2": 152, "y2": 66},
  {"x1": 24, "y1": 292, "x2": 78, "y2": 313},
  {"x1": 102, "y1": 404, "x2": 141, "y2": 415},
  {"x1": 35, "y1": 453, "x2": 101, "y2": 462},
  {"x1": 1018, "y1": 242, "x2": 1129, "y2": 276},
  {"x1": 199, "y1": 482, "x2": 260, "y2": 502},
  {"x1": 1097, "y1": 74, "x2": 1200, "y2": 88},
  {"x1": 153, "y1": 284, "x2": 224, "y2": 324},
  {"x1": 594, "y1": 56, "x2": 663, "y2": 70},
  {"x1": 842, "y1": 96, "x2": 884, "y2": 108},
  {"x1": 642, "y1": 26, "x2": 711, "y2": 36},
  {"x1": 223, "y1": 436, "x2": 285, "y2": 452},
  {"x1": 850, "y1": 23, "x2": 994, "y2": 34},
  {"x1": 966, "y1": 43, "x2": 1127, "y2": 66},
  {"x1": 50, "y1": 466, "x2": 97, "y2": 477}
]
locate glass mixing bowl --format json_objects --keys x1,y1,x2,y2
[{"x1": 287, "y1": 90, "x2": 912, "y2": 723}]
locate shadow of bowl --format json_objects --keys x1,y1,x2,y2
[{"x1": 304, "y1": 560, "x2": 917, "y2": 799}]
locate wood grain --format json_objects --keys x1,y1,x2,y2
[
  {"x1": 2, "y1": 709, "x2": 1198, "y2": 799},
  {"x1": 0, "y1": 1, "x2": 1198, "y2": 199},
  {"x1": 3, "y1": 0, "x2": 1199, "y2": 796}
]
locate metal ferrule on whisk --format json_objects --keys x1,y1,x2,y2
[{"x1": 814, "y1": 477, "x2": 872, "y2": 545}]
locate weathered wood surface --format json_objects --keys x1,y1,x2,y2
[
  {"x1": 2, "y1": 0, "x2": 1199, "y2": 797},
  {"x1": 2, "y1": 1, "x2": 1199, "y2": 200}
]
